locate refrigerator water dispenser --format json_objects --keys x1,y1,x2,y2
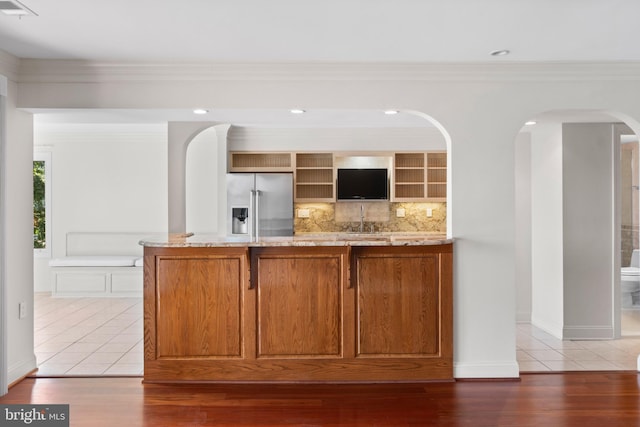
[{"x1": 231, "y1": 207, "x2": 249, "y2": 234}]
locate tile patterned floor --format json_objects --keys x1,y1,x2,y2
[
  {"x1": 517, "y1": 311, "x2": 640, "y2": 372},
  {"x1": 33, "y1": 292, "x2": 143, "y2": 376},
  {"x1": 33, "y1": 293, "x2": 640, "y2": 376}
]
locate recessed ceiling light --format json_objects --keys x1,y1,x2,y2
[
  {"x1": 0, "y1": 0, "x2": 37, "y2": 16},
  {"x1": 490, "y1": 49, "x2": 510, "y2": 57},
  {"x1": 525, "y1": 120, "x2": 537, "y2": 126},
  {"x1": 384, "y1": 110, "x2": 399, "y2": 115},
  {"x1": 193, "y1": 109, "x2": 209, "y2": 115},
  {"x1": 290, "y1": 109, "x2": 305, "y2": 114}
]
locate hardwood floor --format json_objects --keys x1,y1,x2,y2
[{"x1": 2, "y1": 373, "x2": 639, "y2": 426}]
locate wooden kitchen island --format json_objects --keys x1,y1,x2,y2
[{"x1": 141, "y1": 233, "x2": 453, "y2": 383}]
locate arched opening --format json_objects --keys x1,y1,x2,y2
[
  {"x1": 515, "y1": 110, "x2": 640, "y2": 372},
  {"x1": 30, "y1": 108, "x2": 452, "y2": 379},
  {"x1": 404, "y1": 110, "x2": 453, "y2": 238},
  {"x1": 182, "y1": 110, "x2": 452, "y2": 237}
]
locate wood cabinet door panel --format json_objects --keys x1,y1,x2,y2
[
  {"x1": 156, "y1": 257, "x2": 243, "y2": 358},
  {"x1": 356, "y1": 253, "x2": 439, "y2": 356},
  {"x1": 256, "y1": 254, "x2": 342, "y2": 358}
]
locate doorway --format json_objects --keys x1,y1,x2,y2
[
  {"x1": 516, "y1": 112, "x2": 640, "y2": 372},
  {"x1": 620, "y1": 133, "x2": 640, "y2": 336}
]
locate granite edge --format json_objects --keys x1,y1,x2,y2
[{"x1": 140, "y1": 233, "x2": 453, "y2": 248}]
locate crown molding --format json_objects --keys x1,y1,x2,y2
[
  {"x1": 16, "y1": 60, "x2": 640, "y2": 84},
  {"x1": 0, "y1": 50, "x2": 20, "y2": 82}
]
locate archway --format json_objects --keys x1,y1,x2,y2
[
  {"x1": 515, "y1": 110, "x2": 640, "y2": 372},
  {"x1": 405, "y1": 110, "x2": 453, "y2": 238},
  {"x1": 27, "y1": 108, "x2": 453, "y2": 380},
  {"x1": 179, "y1": 110, "x2": 452, "y2": 237}
]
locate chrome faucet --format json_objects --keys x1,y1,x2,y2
[{"x1": 359, "y1": 204, "x2": 365, "y2": 233}]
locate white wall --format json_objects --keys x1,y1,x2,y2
[
  {"x1": 33, "y1": 123, "x2": 169, "y2": 291},
  {"x1": 227, "y1": 126, "x2": 447, "y2": 152},
  {"x1": 7, "y1": 61, "x2": 640, "y2": 380},
  {"x1": 531, "y1": 123, "x2": 564, "y2": 338},
  {"x1": 515, "y1": 132, "x2": 532, "y2": 323},
  {"x1": 562, "y1": 123, "x2": 615, "y2": 339},
  {"x1": 186, "y1": 126, "x2": 226, "y2": 234}
]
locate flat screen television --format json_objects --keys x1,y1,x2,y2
[{"x1": 337, "y1": 168, "x2": 388, "y2": 200}]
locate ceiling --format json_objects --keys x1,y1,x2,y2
[
  {"x1": 1, "y1": 0, "x2": 640, "y2": 62},
  {"x1": 3, "y1": 0, "x2": 640, "y2": 127}
]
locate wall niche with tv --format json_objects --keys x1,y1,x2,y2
[{"x1": 335, "y1": 155, "x2": 392, "y2": 202}]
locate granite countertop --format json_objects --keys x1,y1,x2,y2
[{"x1": 140, "y1": 232, "x2": 453, "y2": 248}]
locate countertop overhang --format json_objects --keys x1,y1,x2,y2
[{"x1": 140, "y1": 232, "x2": 452, "y2": 248}]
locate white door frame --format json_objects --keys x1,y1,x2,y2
[
  {"x1": 613, "y1": 123, "x2": 637, "y2": 338},
  {"x1": 613, "y1": 124, "x2": 623, "y2": 339}
]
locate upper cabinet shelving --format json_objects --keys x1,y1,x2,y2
[
  {"x1": 229, "y1": 150, "x2": 446, "y2": 203},
  {"x1": 426, "y1": 152, "x2": 447, "y2": 201},
  {"x1": 393, "y1": 152, "x2": 447, "y2": 202},
  {"x1": 294, "y1": 153, "x2": 335, "y2": 202},
  {"x1": 394, "y1": 153, "x2": 426, "y2": 200},
  {"x1": 229, "y1": 152, "x2": 293, "y2": 172}
]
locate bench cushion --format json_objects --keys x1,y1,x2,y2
[{"x1": 49, "y1": 256, "x2": 138, "y2": 267}]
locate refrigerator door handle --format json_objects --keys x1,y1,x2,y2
[
  {"x1": 249, "y1": 189, "x2": 255, "y2": 241},
  {"x1": 254, "y1": 189, "x2": 262, "y2": 240}
]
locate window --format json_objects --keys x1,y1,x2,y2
[{"x1": 33, "y1": 151, "x2": 51, "y2": 257}]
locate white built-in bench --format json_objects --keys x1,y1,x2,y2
[{"x1": 49, "y1": 232, "x2": 160, "y2": 297}]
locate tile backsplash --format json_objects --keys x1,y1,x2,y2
[{"x1": 294, "y1": 202, "x2": 446, "y2": 233}]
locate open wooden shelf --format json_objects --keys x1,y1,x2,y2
[
  {"x1": 295, "y1": 153, "x2": 334, "y2": 202},
  {"x1": 394, "y1": 153, "x2": 426, "y2": 201},
  {"x1": 426, "y1": 152, "x2": 447, "y2": 201},
  {"x1": 229, "y1": 152, "x2": 293, "y2": 172},
  {"x1": 393, "y1": 152, "x2": 447, "y2": 202}
]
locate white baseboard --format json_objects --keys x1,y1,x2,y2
[
  {"x1": 454, "y1": 361, "x2": 520, "y2": 379},
  {"x1": 8, "y1": 354, "x2": 37, "y2": 386},
  {"x1": 531, "y1": 317, "x2": 563, "y2": 339},
  {"x1": 563, "y1": 326, "x2": 614, "y2": 340}
]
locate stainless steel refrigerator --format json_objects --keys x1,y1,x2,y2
[{"x1": 227, "y1": 173, "x2": 294, "y2": 239}]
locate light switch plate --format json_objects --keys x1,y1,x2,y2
[
  {"x1": 396, "y1": 208, "x2": 405, "y2": 218},
  {"x1": 297, "y1": 209, "x2": 310, "y2": 218},
  {"x1": 426, "y1": 208, "x2": 433, "y2": 218}
]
